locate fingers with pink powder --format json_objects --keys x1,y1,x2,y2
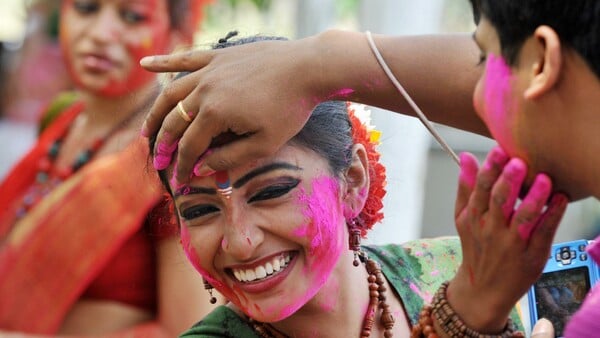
[
  {"x1": 193, "y1": 149, "x2": 216, "y2": 177},
  {"x1": 470, "y1": 146, "x2": 509, "y2": 217},
  {"x1": 153, "y1": 138, "x2": 178, "y2": 170},
  {"x1": 514, "y1": 173, "x2": 553, "y2": 241},
  {"x1": 454, "y1": 152, "x2": 479, "y2": 220},
  {"x1": 488, "y1": 158, "x2": 527, "y2": 223}
]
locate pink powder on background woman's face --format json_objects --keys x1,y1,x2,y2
[{"x1": 59, "y1": 0, "x2": 171, "y2": 97}]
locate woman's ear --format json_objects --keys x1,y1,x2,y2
[
  {"x1": 342, "y1": 144, "x2": 369, "y2": 219},
  {"x1": 524, "y1": 25, "x2": 563, "y2": 99}
]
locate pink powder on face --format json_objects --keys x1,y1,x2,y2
[
  {"x1": 270, "y1": 176, "x2": 345, "y2": 319},
  {"x1": 179, "y1": 224, "x2": 240, "y2": 304},
  {"x1": 483, "y1": 54, "x2": 520, "y2": 155}
]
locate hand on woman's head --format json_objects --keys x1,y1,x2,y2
[
  {"x1": 141, "y1": 36, "x2": 324, "y2": 184},
  {"x1": 447, "y1": 146, "x2": 568, "y2": 333}
]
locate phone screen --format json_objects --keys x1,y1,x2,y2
[{"x1": 533, "y1": 267, "x2": 591, "y2": 337}]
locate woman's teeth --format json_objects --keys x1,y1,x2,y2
[{"x1": 232, "y1": 253, "x2": 292, "y2": 283}]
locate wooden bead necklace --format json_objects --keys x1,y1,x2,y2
[{"x1": 250, "y1": 256, "x2": 395, "y2": 338}]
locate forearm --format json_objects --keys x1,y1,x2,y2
[{"x1": 307, "y1": 30, "x2": 489, "y2": 136}]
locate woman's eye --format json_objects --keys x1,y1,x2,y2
[
  {"x1": 249, "y1": 180, "x2": 300, "y2": 203},
  {"x1": 121, "y1": 10, "x2": 147, "y2": 24},
  {"x1": 73, "y1": 0, "x2": 99, "y2": 14},
  {"x1": 180, "y1": 205, "x2": 219, "y2": 220}
]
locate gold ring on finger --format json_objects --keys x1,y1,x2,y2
[{"x1": 177, "y1": 101, "x2": 193, "y2": 123}]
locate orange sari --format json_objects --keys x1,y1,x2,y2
[{"x1": 0, "y1": 103, "x2": 163, "y2": 334}]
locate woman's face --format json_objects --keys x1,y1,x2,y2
[
  {"x1": 171, "y1": 145, "x2": 350, "y2": 322},
  {"x1": 59, "y1": 0, "x2": 172, "y2": 97}
]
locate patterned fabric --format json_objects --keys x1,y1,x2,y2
[
  {"x1": 179, "y1": 237, "x2": 524, "y2": 337},
  {"x1": 0, "y1": 101, "x2": 169, "y2": 333}
]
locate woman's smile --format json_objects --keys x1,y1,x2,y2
[{"x1": 226, "y1": 251, "x2": 299, "y2": 294}]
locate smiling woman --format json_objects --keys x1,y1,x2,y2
[{"x1": 148, "y1": 34, "x2": 526, "y2": 338}]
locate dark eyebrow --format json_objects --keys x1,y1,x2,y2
[
  {"x1": 174, "y1": 186, "x2": 216, "y2": 198},
  {"x1": 233, "y1": 162, "x2": 302, "y2": 189}
]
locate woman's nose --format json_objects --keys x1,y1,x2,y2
[
  {"x1": 88, "y1": 7, "x2": 123, "y2": 43},
  {"x1": 221, "y1": 209, "x2": 264, "y2": 261}
]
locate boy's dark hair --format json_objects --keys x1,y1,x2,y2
[{"x1": 469, "y1": 0, "x2": 600, "y2": 78}]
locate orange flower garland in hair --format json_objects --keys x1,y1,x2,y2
[{"x1": 346, "y1": 102, "x2": 387, "y2": 237}]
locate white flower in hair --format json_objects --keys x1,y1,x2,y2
[{"x1": 348, "y1": 102, "x2": 381, "y2": 143}]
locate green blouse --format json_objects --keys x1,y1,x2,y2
[{"x1": 180, "y1": 237, "x2": 523, "y2": 337}]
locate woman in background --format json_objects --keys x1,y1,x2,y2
[{"x1": 0, "y1": 0, "x2": 218, "y2": 336}]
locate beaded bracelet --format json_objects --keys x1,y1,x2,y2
[{"x1": 411, "y1": 281, "x2": 525, "y2": 338}]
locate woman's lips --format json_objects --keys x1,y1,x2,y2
[
  {"x1": 226, "y1": 251, "x2": 298, "y2": 294},
  {"x1": 82, "y1": 54, "x2": 114, "y2": 72}
]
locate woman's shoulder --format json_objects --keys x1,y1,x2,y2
[
  {"x1": 180, "y1": 305, "x2": 259, "y2": 338},
  {"x1": 363, "y1": 237, "x2": 463, "y2": 325},
  {"x1": 365, "y1": 236, "x2": 462, "y2": 265}
]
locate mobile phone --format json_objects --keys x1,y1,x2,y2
[{"x1": 527, "y1": 239, "x2": 599, "y2": 337}]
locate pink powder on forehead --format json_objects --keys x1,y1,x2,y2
[{"x1": 483, "y1": 54, "x2": 520, "y2": 153}]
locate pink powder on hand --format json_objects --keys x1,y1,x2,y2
[{"x1": 153, "y1": 138, "x2": 178, "y2": 170}]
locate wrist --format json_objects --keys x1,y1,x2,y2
[
  {"x1": 446, "y1": 275, "x2": 512, "y2": 333},
  {"x1": 312, "y1": 30, "x2": 381, "y2": 103},
  {"x1": 412, "y1": 282, "x2": 523, "y2": 338}
]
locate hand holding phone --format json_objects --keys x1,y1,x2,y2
[{"x1": 528, "y1": 239, "x2": 599, "y2": 338}]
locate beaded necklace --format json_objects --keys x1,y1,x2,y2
[
  {"x1": 250, "y1": 256, "x2": 395, "y2": 338},
  {"x1": 14, "y1": 103, "x2": 145, "y2": 221}
]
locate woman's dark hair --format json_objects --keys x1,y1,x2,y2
[
  {"x1": 150, "y1": 33, "x2": 354, "y2": 194},
  {"x1": 167, "y1": 0, "x2": 191, "y2": 32},
  {"x1": 469, "y1": 0, "x2": 600, "y2": 78}
]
